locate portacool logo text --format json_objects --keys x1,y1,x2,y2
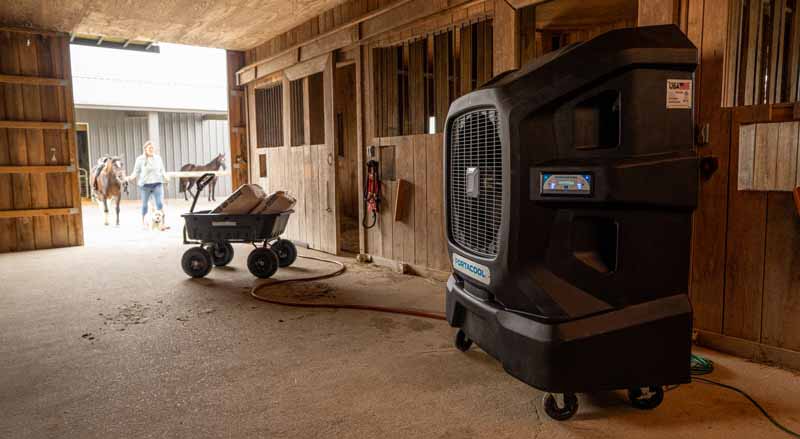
[{"x1": 452, "y1": 254, "x2": 491, "y2": 285}]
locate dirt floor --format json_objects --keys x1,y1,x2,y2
[{"x1": 1, "y1": 200, "x2": 799, "y2": 438}]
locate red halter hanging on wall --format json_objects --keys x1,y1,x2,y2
[{"x1": 363, "y1": 159, "x2": 381, "y2": 229}]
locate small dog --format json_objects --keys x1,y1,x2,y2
[{"x1": 147, "y1": 210, "x2": 166, "y2": 231}]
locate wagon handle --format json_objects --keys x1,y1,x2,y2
[{"x1": 190, "y1": 173, "x2": 216, "y2": 213}]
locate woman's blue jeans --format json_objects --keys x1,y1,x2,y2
[{"x1": 141, "y1": 183, "x2": 164, "y2": 216}]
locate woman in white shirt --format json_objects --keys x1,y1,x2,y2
[{"x1": 128, "y1": 141, "x2": 166, "y2": 227}]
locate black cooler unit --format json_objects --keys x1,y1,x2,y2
[{"x1": 444, "y1": 25, "x2": 699, "y2": 420}]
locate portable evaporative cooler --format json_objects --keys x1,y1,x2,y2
[{"x1": 443, "y1": 25, "x2": 699, "y2": 420}]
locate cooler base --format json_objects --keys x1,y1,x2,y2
[{"x1": 446, "y1": 276, "x2": 692, "y2": 394}]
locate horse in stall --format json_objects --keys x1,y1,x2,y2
[
  {"x1": 179, "y1": 153, "x2": 226, "y2": 202},
  {"x1": 91, "y1": 157, "x2": 128, "y2": 226}
]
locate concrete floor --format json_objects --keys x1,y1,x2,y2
[{"x1": 1, "y1": 200, "x2": 799, "y2": 438}]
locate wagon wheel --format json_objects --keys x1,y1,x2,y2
[
  {"x1": 181, "y1": 247, "x2": 213, "y2": 278},
  {"x1": 271, "y1": 240, "x2": 297, "y2": 267},
  {"x1": 206, "y1": 241, "x2": 234, "y2": 266},
  {"x1": 247, "y1": 247, "x2": 279, "y2": 278}
]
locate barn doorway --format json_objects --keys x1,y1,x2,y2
[{"x1": 335, "y1": 63, "x2": 359, "y2": 254}]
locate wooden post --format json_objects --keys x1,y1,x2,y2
[
  {"x1": 637, "y1": 0, "x2": 681, "y2": 26},
  {"x1": 226, "y1": 50, "x2": 249, "y2": 189},
  {"x1": 493, "y1": 0, "x2": 520, "y2": 77}
]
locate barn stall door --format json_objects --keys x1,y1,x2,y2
[
  {"x1": 248, "y1": 55, "x2": 339, "y2": 254},
  {"x1": 0, "y1": 27, "x2": 83, "y2": 253}
]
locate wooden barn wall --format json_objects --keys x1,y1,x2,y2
[
  {"x1": 249, "y1": 58, "x2": 338, "y2": 255},
  {"x1": 244, "y1": 0, "x2": 403, "y2": 65},
  {"x1": 638, "y1": 0, "x2": 800, "y2": 369},
  {"x1": 75, "y1": 109, "x2": 233, "y2": 200},
  {"x1": 0, "y1": 28, "x2": 82, "y2": 253},
  {"x1": 237, "y1": 0, "x2": 639, "y2": 273},
  {"x1": 367, "y1": 134, "x2": 449, "y2": 271}
]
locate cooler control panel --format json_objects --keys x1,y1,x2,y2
[{"x1": 540, "y1": 173, "x2": 593, "y2": 196}]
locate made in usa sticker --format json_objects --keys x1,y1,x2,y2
[{"x1": 666, "y1": 79, "x2": 692, "y2": 109}]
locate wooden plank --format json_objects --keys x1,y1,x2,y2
[
  {"x1": 59, "y1": 34, "x2": 83, "y2": 246},
  {"x1": 355, "y1": 46, "x2": 366, "y2": 253},
  {"x1": 795, "y1": 186, "x2": 800, "y2": 213},
  {"x1": 307, "y1": 144, "x2": 321, "y2": 250},
  {"x1": 519, "y1": 5, "x2": 536, "y2": 66},
  {"x1": 381, "y1": 150, "x2": 394, "y2": 260},
  {"x1": 46, "y1": 34, "x2": 71, "y2": 248},
  {"x1": 17, "y1": 33, "x2": 52, "y2": 250},
  {"x1": 253, "y1": 49, "x2": 299, "y2": 83},
  {"x1": 1, "y1": 31, "x2": 35, "y2": 251},
  {"x1": 724, "y1": 118, "x2": 768, "y2": 341},
  {"x1": 364, "y1": 47, "x2": 382, "y2": 257},
  {"x1": 0, "y1": 74, "x2": 67, "y2": 86},
  {"x1": 0, "y1": 165, "x2": 71, "y2": 173},
  {"x1": 361, "y1": 0, "x2": 447, "y2": 41},
  {"x1": 0, "y1": 121, "x2": 69, "y2": 129},
  {"x1": 752, "y1": 122, "x2": 779, "y2": 190},
  {"x1": 737, "y1": 123, "x2": 756, "y2": 190},
  {"x1": 434, "y1": 32, "x2": 449, "y2": 133},
  {"x1": 0, "y1": 50, "x2": 15, "y2": 251},
  {"x1": 426, "y1": 133, "x2": 447, "y2": 270},
  {"x1": 300, "y1": 26, "x2": 359, "y2": 62},
  {"x1": 284, "y1": 54, "x2": 328, "y2": 81},
  {"x1": 696, "y1": 329, "x2": 800, "y2": 372},
  {"x1": 385, "y1": 47, "x2": 399, "y2": 137},
  {"x1": 413, "y1": 135, "x2": 428, "y2": 266},
  {"x1": 459, "y1": 24, "x2": 473, "y2": 95},
  {"x1": 775, "y1": 121, "x2": 799, "y2": 191},
  {"x1": 408, "y1": 39, "x2": 426, "y2": 135},
  {"x1": 0, "y1": 207, "x2": 75, "y2": 218},
  {"x1": 688, "y1": 0, "x2": 730, "y2": 334},
  {"x1": 493, "y1": 0, "x2": 519, "y2": 76},
  {"x1": 637, "y1": 0, "x2": 680, "y2": 26},
  {"x1": 761, "y1": 192, "x2": 800, "y2": 351},
  {"x1": 322, "y1": 55, "x2": 339, "y2": 254},
  {"x1": 226, "y1": 50, "x2": 247, "y2": 189},
  {"x1": 395, "y1": 140, "x2": 414, "y2": 263}
]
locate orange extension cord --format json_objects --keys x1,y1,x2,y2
[{"x1": 249, "y1": 255, "x2": 447, "y2": 321}]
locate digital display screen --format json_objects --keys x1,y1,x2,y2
[{"x1": 540, "y1": 173, "x2": 593, "y2": 196}]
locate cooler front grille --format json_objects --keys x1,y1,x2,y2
[{"x1": 448, "y1": 108, "x2": 503, "y2": 258}]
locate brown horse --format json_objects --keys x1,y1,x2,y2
[
  {"x1": 91, "y1": 157, "x2": 128, "y2": 226},
  {"x1": 179, "y1": 153, "x2": 226, "y2": 202}
]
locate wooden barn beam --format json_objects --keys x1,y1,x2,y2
[
  {"x1": 0, "y1": 208, "x2": 79, "y2": 219},
  {"x1": 0, "y1": 166, "x2": 73, "y2": 174},
  {"x1": 638, "y1": 0, "x2": 681, "y2": 26},
  {"x1": 494, "y1": 0, "x2": 520, "y2": 76},
  {"x1": 0, "y1": 121, "x2": 71, "y2": 129},
  {"x1": 506, "y1": 0, "x2": 552, "y2": 8},
  {"x1": 0, "y1": 74, "x2": 68, "y2": 87}
]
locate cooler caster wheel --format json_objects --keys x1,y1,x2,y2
[
  {"x1": 181, "y1": 247, "x2": 212, "y2": 278},
  {"x1": 628, "y1": 386, "x2": 664, "y2": 410},
  {"x1": 454, "y1": 329, "x2": 473, "y2": 352},
  {"x1": 543, "y1": 393, "x2": 578, "y2": 421}
]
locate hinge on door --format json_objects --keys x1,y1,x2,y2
[
  {"x1": 696, "y1": 123, "x2": 710, "y2": 146},
  {"x1": 66, "y1": 165, "x2": 75, "y2": 172}
]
